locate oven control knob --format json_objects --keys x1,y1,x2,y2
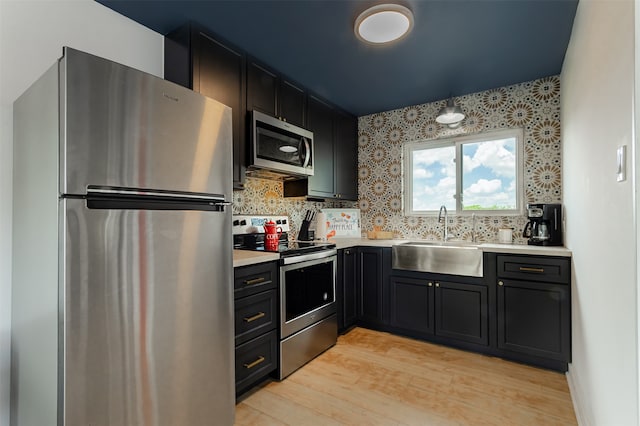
[
  {"x1": 282, "y1": 219, "x2": 287, "y2": 224},
  {"x1": 276, "y1": 219, "x2": 282, "y2": 224},
  {"x1": 233, "y1": 220, "x2": 240, "y2": 226},
  {"x1": 240, "y1": 220, "x2": 247, "y2": 225}
]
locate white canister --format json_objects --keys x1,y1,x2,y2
[
  {"x1": 498, "y1": 228, "x2": 513, "y2": 244},
  {"x1": 315, "y1": 212, "x2": 328, "y2": 241}
]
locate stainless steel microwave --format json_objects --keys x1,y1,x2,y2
[{"x1": 250, "y1": 110, "x2": 314, "y2": 177}]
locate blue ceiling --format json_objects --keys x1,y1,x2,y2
[{"x1": 96, "y1": 0, "x2": 578, "y2": 116}]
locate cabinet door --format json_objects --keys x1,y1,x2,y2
[
  {"x1": 357, "y1": 247, "x2": 384, "y2": 325},
  {"x1": 247, "y1": 59, "x2": 277, "y2": 117},
  {"x1": 342, "y1": 248, "x2": 358, "y2": 329},
  {"x1": 306, "y1": 95, "x2": 335, "y2": 198},
  {"x1": 389, "y1": 277, "x2": 434, "y2": 334},
  {"x1": 279, "y1": 79, "x2": 306, "y2": 128},
  {"x1": 334, "y1": 111, "x2": 358, "y2": 201},
  {"x1": 497, "y1": 279, "x2": 570, "y2": 361},
  {"x1": 435, "y1": 281, "x2": 488, "y2": 345},
  {"x1": 195, "y1": 31, "x2": 246, "y2": 189}
]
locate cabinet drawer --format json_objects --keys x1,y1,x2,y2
[
  {"x1": 235, "y1": 290, "x2": 277, "y2": 345},
  {"x1": 234, "y1": 261, "x2": 277, "y2": 298},
  {"x1": 497, "y1": 255, "x2": 570, "y2": 284},
  {"x1": 235, "y1": 330, "x2": 277, "y2": 393}
]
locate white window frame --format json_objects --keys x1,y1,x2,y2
[{"x1": 403, "y1": 128, "x2": 524, "y2": 216}]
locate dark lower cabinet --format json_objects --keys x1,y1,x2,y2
[
  {"x1": 233, "y1": 261, "x2": 278, "y2": 396},
  {"x1": 389, "y1": 275, "x2": 488, "y2": 347},
  {"x1": 495, "y1": 254, "x2": 571, "y2": 370},
  {"x1": 497, "y1": 279, "x2": 570, "y2": 360},
  {"x1": 435, "y1": 281, "x2": 488, "y2": 346},
  {"x1": 357, "y1": 247, "x2": 390, "y2": 327},
  {"x1": 235, "y1": 330, "x2": 277, "y2": 395},
  {"x1": 337, "y1": 248, "x2": 357, "y2": 332},
  {"x1": 389, "y1": 277, "x2": 434, "y2": 334}
]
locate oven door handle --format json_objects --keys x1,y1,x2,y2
[{"x1": 280, "y1": 249, "x2": 337, "y2": 265}]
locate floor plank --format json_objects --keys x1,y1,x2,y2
[{"x1": 235, "y1": 327, "x2": 577, "y2": 425}]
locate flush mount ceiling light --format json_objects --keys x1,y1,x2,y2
[
  {"x1": 355, "y1": 4, "x2": 414, "y2": 44},
  {"x1": 436, "y1": 98, "x2": 466, "y2": 128}
]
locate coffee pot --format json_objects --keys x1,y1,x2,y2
[
  {"x1": 522, "y1": 203, "x2": 562, "y2": 246},
  {"x1": 264, "y1": 219, "x2": 283, "y2": 251}
]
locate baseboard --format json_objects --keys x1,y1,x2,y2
[{"x1": 567, "y1": 365, "x2": 592, "y2": 426}]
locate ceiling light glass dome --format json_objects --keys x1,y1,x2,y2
[{"x1": 355, "y1": 4, "x2": 414, "y2": 44}]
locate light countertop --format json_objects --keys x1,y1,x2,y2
[
  {"x1": 233, "y1": 238, "x2": 572, "y2": 268},
  {"x1": 233, "y1": 250, "x2": 279, "y2": 268},
  {"x1": 329, "y1": 238, "x2": 572, "y2": 257}
]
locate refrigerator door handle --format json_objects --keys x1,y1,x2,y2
[{"x1": 87, "y1": 186, "x2": 227, "y2": 202}]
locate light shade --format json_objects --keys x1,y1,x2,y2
[
  {"x1": 355, "y1": 4, "x2": 414, "y2": 44},
  {"x1": 436, "y1": 98, "x2": 465, "y2": 128}
]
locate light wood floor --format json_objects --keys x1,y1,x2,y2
[{"x1": 235, "y1": 327, "x2": 577, "y2": 425}]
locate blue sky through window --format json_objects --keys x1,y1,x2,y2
[{"x1": 411, "y1": 137, "x2": 517, "y2": 212}]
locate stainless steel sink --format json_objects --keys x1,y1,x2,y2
[{"x1": 392, "y1": 241, "x2": 483, "y2": 277}]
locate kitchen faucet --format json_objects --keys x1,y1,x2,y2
[
  {"x1": 471, "y1": 213, "x2": 477, "y2": 243},
  {"x1": 438, "y1": 205, "x2": 448, "y2": 242}
]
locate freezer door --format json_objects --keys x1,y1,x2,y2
[
  {"x1": 60, "y1": 47, "x2": 232, "y2": 197},
  {"x1": 61, "y1": 198, "x2": 234, "y2": 426}
]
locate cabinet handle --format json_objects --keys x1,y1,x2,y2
[
  {"x1": 428, "y1": 282, "x2": 433, "y2": 287},
  {"x1": 498, "y1": 281, "x2": 504, "y2": 286},
  {"x1": 519, "y1": 266, "x2": 544, "y2": 273},
  {"x1": 244, "y1": 277, "x2": 265, "y2": 285},
  {"x1": 435, "y1": 282, "x2": 440, "y2": 288},
  {"x1": 243, "y1": 312, "x2": 266, "y2": 323},
  {"x1": 243, "y1": 356, "x2": 265, "y2": 369}
]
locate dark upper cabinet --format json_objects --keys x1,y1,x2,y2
[
  {"x1": 164, "y1": 24, "x2": 247, "y2": 189},
  {"x1": 334, "y1": 111, "x2": 358, "y2": 200},
  {"x1": 246, "y1": 58, "x2": 306, "y2": 128},
  {"x1": 284, "y1": 95, "x2": 358, "y2": 200},
  {"x1": 306, "y1": 95, "x2": 336, "y2": 198},
  {"x1": 279, "y1": 80, "x2": 306, "y2": 128}
]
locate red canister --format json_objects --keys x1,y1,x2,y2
[{"x1": 263, "y1": 220, "x2": 283, "y2": 251}]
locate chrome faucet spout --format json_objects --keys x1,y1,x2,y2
[
  {"x1": 471, "y1": 213, "x2": 477, "y2": 243},
  {"x1": 438, "y1": 205, "x2": 448, "y2": 242}
]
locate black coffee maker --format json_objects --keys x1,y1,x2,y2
[{"x1": 523, "y1": 203, "x2": 563, "y2": 246}]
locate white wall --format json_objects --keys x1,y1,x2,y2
[
  {"x1": 561, "y1": 0, "x2": 638, "y2": 424},
  {"x1": 0, "y1": 1, "x2": 163, "y2": 424}
]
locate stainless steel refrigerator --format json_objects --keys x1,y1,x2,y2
[{"x1": 12, "y1": 47, "x2": 235, "y2": 425}]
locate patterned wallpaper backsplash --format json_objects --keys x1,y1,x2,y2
[
  {"x1": 232, "y1": 177, "x2": 355, "y2": 239},
  {"x1": 357, "y1": 75, "x2": 562, "y2": 244},
  {"x1": 234, "y1": 75, "x2": 561, "y2": 244}
]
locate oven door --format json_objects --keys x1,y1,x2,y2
[{"x1": 280, "y1": 254, "x2": 336, "y2": 338}]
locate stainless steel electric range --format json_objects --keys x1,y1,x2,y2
[{"x1": 233, "y1": 215, "x2": 338, "y2": 379}]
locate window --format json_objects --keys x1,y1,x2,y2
[{"x1": 403, "y1": 128, "x2": 523, "y2": 215}]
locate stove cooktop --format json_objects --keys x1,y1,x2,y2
[{"x1": 232, "y1": 214, "x2": 335, "y2": 258}]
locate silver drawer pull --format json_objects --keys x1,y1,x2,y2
[
  {"x1": 243, "y1": 356, "x2": 265, "y2": 369},
  {"x1": 244, "y1": 277, "x2": 266, "y2": 285},
  {"x1": 519, "y1": 266, "x2": 544, "y2": 273},
  {"x1": 243, "y1": 312, "x2": 266, "y2": 323}
]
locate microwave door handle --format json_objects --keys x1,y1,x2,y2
[{"x1": 301, "y1": 137, "x2": 311, "y2": 168}]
